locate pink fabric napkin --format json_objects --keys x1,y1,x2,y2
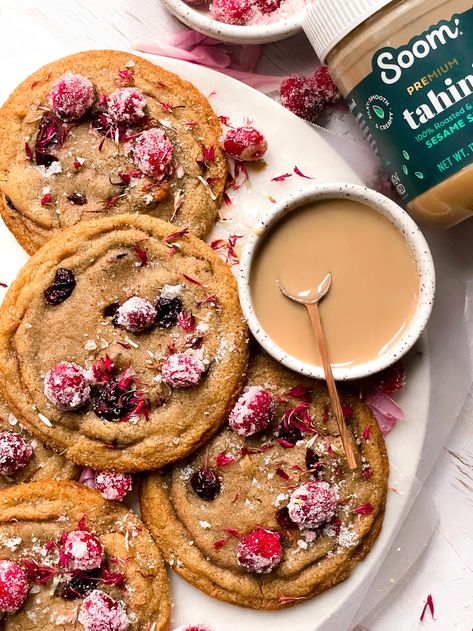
[{"x1": 134, "y1": 30, "x2": 283, "y2": 92}]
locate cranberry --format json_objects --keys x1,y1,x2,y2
[
  {"x1": 275, "y1": 507, "x2": 298, "y2": 530},
  {"x1": 280, "y1": 67, "x2": 341, "y2": 123},
  {"x1": 44, "y1": 268, "x2": 76, "y2": 304},
  {"x1": 370, "y1": 362, "x2": 406, "y2": 395},
  {"x1": 155, "y1": 296, "x2": 183, "y2": 328},
  {"x1": 255, "y1": 0, "x2": 281, "y2": 12},
  {"x1": 210, "y1": 0, "x2": 252, "y2": 24},
  {"x1": 0, "y1": 560, "x2": 29, "y2": 613},
  {"x1": 92, "y1": 382, "x2": 136, "y2": 422},
  {"x1": 220, "y1": 126, "x2": 268, "y2": 162},
  {"x1": 44, "y1": 362, "x2": 91, "y2": 411},
  {"x1": 161, "y1": 350, "x2": 206, "y2": 388},
  {"x1": 94, "y1": 471, "x2": 133, "y2": 501},
  {"x1": 49, "y1": 72, "x2": 94, "y2": 121},
  {"x1": 305, "y1": 448, "x2": 320, "y2": 477},
  {"x1": 236, "y1": 528, "x2": 282, "y2": 574},
  {"x1": 190, "y1": 468, "x2": 221, "y2": 501},
  {"x1": 132, "y1": 128, "x2": 173, "y2": 180},
  {"x1": 62, "y1": 531, "x2": 104, "y2": 571},
  {"x1": 67, "y1": 192, "x2": 87, "y2": 205},
  {"x1": 312, "y1": 66, "x2": 341, "y2": 104},
  {"x1": 0, "y1": 432, "x2": 33, "y2": 475},
  {"x1": 103, "y1": 302, "x2": 120, "y2": 318},
  {"x1": 35, "y1": 111, "x2": 68, "y2": 165},
  {"x1": 174, "y1": 627, "x2": 212, "y2": 631},
  {"x1": 61, "y1": 569, "x2": 100, "y2": 600},
  {"x1": 112, "y1": 297, "x2": 157, "y2": 334},
  {"x1": 78, "y1": 590, "x2": 129, "y2": 631},
  {"x1": 277, "y1": 424, "x2": 303, "y2": 446},
  {"x1": 229, "y1": 387, "x2": 273, "y2": 437},
  {"x1": 107, "y1": 87, "x2": 147, "y2": 124},
  {"x1": 287, "y1": 481, "x2": 338, "y2": 529}
]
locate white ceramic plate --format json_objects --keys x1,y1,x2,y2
[
  {"x1": 159, "y1": 0, "x2": 305, "y2": 44},
  {"x1": 0, "y1": 54, "x2": 430, "y2": 631}
]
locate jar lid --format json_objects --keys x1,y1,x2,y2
[{"x1": 304, "y1": 0, "x2": 393, "y2": 62}]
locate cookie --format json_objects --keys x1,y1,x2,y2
[
  {"x1": 0, "y1": 214, "x2": 248, "y2": 472},
  {"x1": 0, "y1": 386, "x2": 78, "y2": 487},
  {"x1": 140, "y1": 352, "x2": 388, "y2": 609},
  {"x1": 0, "y1": 480, "x2": 170, "y2": 629},
  {"x1": 0, "y1": 50, "x2": 227, "y2": 254}
]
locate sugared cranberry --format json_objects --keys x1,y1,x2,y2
[
  {"x1": 0, "y1": 560, "x2": 28, "y2": 613},
  {"x1": 0, "y1": 432, "x2": 33, "y2": 475},
  {"x1": 78, "y1": 590, "x2": 129, "y2": 631},
  {"x1": 112, "y1": 297, "x2": 157, "y2": 334},
  {"x1": 92, "y1": 382, "x2": 136, "y2": 422},
  {"x1": 49, "y1": 72, "x2": 94, "y2": 121},
  {"x1": 44, "y1": 268, "x2": 76, "y2": 304},
  {"x1": 275, "y1": 507, "x2": 298, "y2": 530},
  {"x1": 287, "y1": 481, "x2": 338, "y2": 530},
  {"x1": 155, "y1": 296, "x2": 183, "y2": 328},
  {"x1": 210, "y1": 0, "x2": 252, "y2": 24},
  {"x1": 132, "y1": 128, "x2": 172, "y2": 180},
  {"x1": 228, "y1": 386, "x2": 273, "y2": 437},
  {"x1": 305, "y1": 448, "x2": 320, "y2": 477},
  {"x1": 174, "y1": 627, "x2": 212, "y2": 631},
  {"x1": 190, "y1": 468, "x2": 221, "y2": 501},
  {"x1": 62, "y1": 531, "x2": 104, "y2": 571},
  {"x1": 61, "y1": 569, "x2": 100, "y2": 600},
  {"x1": 161, "y1": 350, "x2": 206, "y2": 388},
  {"x1": 95, "y1": 471, "x2": 133, "y2": 501},
  {"x1": 107, "y1": 87, "x2": 147, "y2": 124},
  {"x1": 255, "y1": 0, "x2": 281, "y2": 13},
  {"x1": 312, "y1": 66, "x2": 341, "y2": 104},
  {"x1": 44, "y1": 362, "x2": 91, "y2": 411},
  {"x1": 220, "y1": 126, "x2": 267, "y2": 161},
  {"x1": 370, "y1": 362, "x2": 406, "y2": 395},
  {"x1": 236, "y1": 528, "x2": 282, "y2": 574}
]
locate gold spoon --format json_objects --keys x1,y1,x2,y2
[{"x1": 277, "y1": 272, "x2": 358, "y2": 470}]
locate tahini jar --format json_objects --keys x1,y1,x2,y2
[{"x1": 304, "y1": 0, "x2": 473, "y2": 228}]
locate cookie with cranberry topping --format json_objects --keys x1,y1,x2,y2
[
  {"x1": 0, "y1": 214, "x2": 248, "y2": 472},
  {"x1": 0, "y1": 389, "x2": 77, "y2": 489},
  {"x1": 140, "y1": 352, "x2": 388, "y2": 609},
  {"x1": 0, "y1": 49, "x2": 227, "y2": 254},
  {"x1": 0, "y1": 480, "x2": 170, "y2": 629}
]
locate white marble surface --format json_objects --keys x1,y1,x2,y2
[{"x1": 1, "y1": 1, "x2": 473, "y2": 630}]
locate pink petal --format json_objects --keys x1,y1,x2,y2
[{"x1": 365, "y1": 391, "x2": 404, "y2": 436}]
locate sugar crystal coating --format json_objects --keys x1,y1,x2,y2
[
  {"x1": 0, "y1": 560, "x2": 29, "y2": 613},
  {"x1": 287, "y1": 480, "x2": 338, "y2": 529},
  {"x1": 132, "y1": 128, "x2": 172, "y2": 180},
  {"x1": 228, "y1": 386, "x2": 273, "y2": 436},
  {"x1": 44, "y1": 362, "x2": 91, "y2": 411},
  {"x1": 221, "y1": 126, "x2": 268, "y2": 161},
  {"x1": 236, "y1": 527, "x2": 282, "y2": 574},
  {"x1": 49, "y1": 72, "x2": 94, "y2": 121},
  {"x1": 95, "y1": 471, "x2": 133, "y2": 501},
  {"x1": 0, "y1": 432, "x2": 33, "y2": 475},
  {"x1": 113, "y1": 297, "x2": 157, "y2": 334},
  {"x1": 62, "y1": 530, "x2": 104, "y2": 571},
  {"x1": 161, "y1": 350, "x2": 206, "y2": 388},
  {"x1": 78, "y1": 590, "x2": 129, "y2": 631},
  {"x1": 210, "y1": 0, "x2": 252, "y2": 24},
  {"x1": 107, "y1": 87, "x2": 147, "y2": 123}
]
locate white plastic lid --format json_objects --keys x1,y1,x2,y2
[{"x1": 304, "y1": 0, "x2": 393, "y2": 62}]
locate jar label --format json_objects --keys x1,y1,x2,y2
[{"x1": 347, "y1": 7, "x2": 473, "y2": 202}]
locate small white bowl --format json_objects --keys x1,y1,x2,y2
[
  {"x1": 159, "y1": 0, "x2": 305, "y2": 44},
  {"x1": 238, "y1": 183, "x2": 436, "y2": 381}
]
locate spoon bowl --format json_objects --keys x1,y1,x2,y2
[{"x1": 277, "y1": 272, "x2": 332, "y2": 305}]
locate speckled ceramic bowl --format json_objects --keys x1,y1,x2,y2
[
  {"x1": 159, "y1": 0, "x2": 306, "y2": 44},
  {"x1": 239, "y1": 183, "x2": 436, "y2": 381}
]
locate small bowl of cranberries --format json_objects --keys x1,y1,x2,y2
[{"x1": 159, "y1": 0, "x2": 308, "y2": 44}]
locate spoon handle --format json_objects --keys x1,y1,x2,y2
[{"x1": 306, "y1": 303, "x2": 358, "y2": 471}]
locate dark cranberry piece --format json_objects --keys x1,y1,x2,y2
[
  {"x1": 103, "y1": 302, "x2": 120, "y2": 318},
  {"x1": 92, "y1": 381, "x2": 136, "y2": 422},
  {"x1": 67, "y1": 193, "x2": 87, "y2": 205},
  {"x1": 277, "y1": 424, "x2": 303, "y2": 446},
  {"x1": 35, "y1": 112, "x2": 68, "y2": 163},
  {"x1": 44, "y1": 268, "x2": 76, "y2": 305},
  {"x1": 190, "y1": 468, "x2": 221, "y2": 501},
  {"x1": 61, "y1": 569, "x2": 100, "y2": 600},
  {"x1": 90, "y1": 112, "x2": 127, "y2": 141},
  {"x1": 305, "y1": 448, "x2": 321, "y2": 477},
  {"x1": 155, "y1": 296, "x2": 183, "y2": 328},
  {"x1": 276, "y1": 506, "x2": 298, "y2": 530}
]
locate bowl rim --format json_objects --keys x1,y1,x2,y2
[
  {"x1": 238, "y1": 182, "x2": 436, "y2": 381},
  {"x1": 160, "y1": 0, "x2": 305, "y2": 44}
]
